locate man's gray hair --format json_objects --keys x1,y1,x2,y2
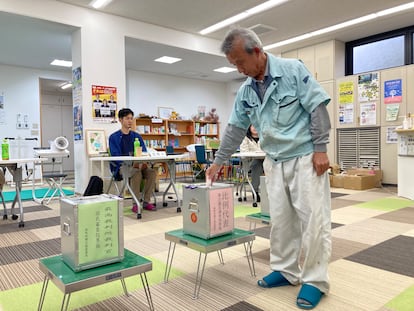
[{"x1": 220, "y1": 27, "x2": 263, "y2": 55}]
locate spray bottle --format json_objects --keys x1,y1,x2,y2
[{"x1": 2, "y1": 138, "x2": 9, "y2": 160}]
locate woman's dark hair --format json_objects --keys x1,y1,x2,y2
[
  {"x1": 246, "y1": 125, "x2": 258, "y2": 142},
  {"x1": 118, "y1": 108, "x2": 134, "y2": 119}
]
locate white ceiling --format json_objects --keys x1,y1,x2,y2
[{"x1": 2, "y1": 0, "x2": 414, "y2": 92}]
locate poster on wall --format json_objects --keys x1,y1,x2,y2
[
  {"x1": 338, "y1": 103, "x2": 354, "y2": 124},
  {"x1": 92, "y1": 85, "x2": 117, "y2": 123},
  {"x1": 358, "y1": 72, "x2": 379, "y2": 102},
  {"x1": 360, "y1": 102, "x2": 377, "y2": 125},
  {"x1": 385, "y1": 103, "x2": 400, "y2": 121},
  {"x1": 386, "y1": 126, "x2": 398, "y2": 144},
  {"x1": 73, "y1": 67, "x2": 83, "y2": 141},
  {"x1": 339, "y1": 81, "x2": 354, "y2": 104},
  {"x1": 384, "y1": 79, "x2": 402, "y2": 104}
]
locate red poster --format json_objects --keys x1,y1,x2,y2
[{"x1": 92, "y1": 85, "x2": 117, "y2": 123}]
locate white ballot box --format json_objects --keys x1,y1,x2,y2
[
  {"x1": 183, "y1": 183, "x2": 234, "y2": 239},
  {"x1": 60, "y1": 194, "x2": 124, "y2": 271}
]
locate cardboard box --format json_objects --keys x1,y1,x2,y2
[
  {"x1": 331, "y1": 175, "x2": 344, "y2": 188},
  {"x1": 345, "y1": 168, "x2": 382, "y2": 187},
  {"x1": 342, "y1": 168, "x2": 382, "y2": 190}
]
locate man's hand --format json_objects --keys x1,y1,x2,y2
[
  {"x1": 313, "y1": 152, "x2": 330, "y2": 176},
  {"x1": 205, "y1": 163, "x2": 221, "y2": 184}
]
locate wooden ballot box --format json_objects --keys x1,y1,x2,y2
[
  {"x1": 182, "y1": 183, "x2": 234, "y2": 239},
  {"x1": 60, "y1": 194, "x2": 124, "y2": 271}
]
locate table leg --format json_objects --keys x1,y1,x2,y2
[
  {"x1": 243, "y1": 242, "x2": 256, "y2": 277},
  {"x1": 61, "y1": 293, "x2": 71, "y2": 311},
  {"x1": 140, "y1": 272, "x2": 155, "y2": 311},
  {"x1": 9, "y1": 166, "x2": 24, "y2": 227},
  {"x1": 217, "y1": 250, "x2": 224, "y2": 265},
  {"x1": 121, "y1": 163, "x2": 142, "y2": 219},
  {"x1": 37, "y1": 275, "x2": 49, "y2": 311},
  {"x1": 164, "y1": 241, "x2": 176, "y2": 282},
  {"x1": 162, "y1": 160, "x2": 179, "y2": 209},
  {"x1": 121, "y1": 277, "x2": 129, "y2": 296},
  {"x1": 193, "y1": 252, "x2": 208, "y2": 299}
]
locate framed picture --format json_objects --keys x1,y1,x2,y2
[
  {"x1": 85, "y1": 129, "x2": 107, "y2": 156},
  {"x1": 158, "y1": 106, "x2": 173, "y2": 119}
]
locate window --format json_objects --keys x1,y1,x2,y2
[{"x1": 346, "y1": 25, "x2": 414, "y2": 75}]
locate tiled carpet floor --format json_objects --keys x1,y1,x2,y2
[{"x1": 0, "y1": 183, "x2": 413, "y2": 311}]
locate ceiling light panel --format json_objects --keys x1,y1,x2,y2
[
  {"x1": 154, "y1": 56, "x2": 182, "y2": 64},
  {"x1": 50, "y1": 59, "x2": 72, "y2": 67},
  {"x1": 214, "y1": 67, "x2": 237, "y2": 73}
]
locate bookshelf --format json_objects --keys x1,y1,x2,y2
[
  {"x1": 135, "y1": 118, "x2": 219, "y2": 178},
  {"x1": 134, "y1": 118, "x2": 219, "y2": 151}
]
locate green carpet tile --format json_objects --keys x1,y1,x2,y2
[
  {"x1": 1, "y1": 188, "x2": 75, "y2": 202},
  {"x1": 0, "y1": 257, "x2": 184, "y2": 311}
]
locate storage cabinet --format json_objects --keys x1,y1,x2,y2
[{"x1": 283, "y1": 40, "x2": 344, "y2": 82}]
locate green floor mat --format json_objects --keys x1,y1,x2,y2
[
  {"x1": 0, "y1": 257, "x2": 183, "y2": 311},
  {"x1": 234, "y1": 204, "x2": 259, "y2": 218},
  {"x1": 354, "y1": 197, "x2": 414, "y2": 211},
  {"x1": 1, "y1": 188, "x2": 75, "y2": 203},
  {"x1": 385, "y1": 284, "x2": 414, "y2": 311}
]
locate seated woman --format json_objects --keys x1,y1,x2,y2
[
  {"x1": 109, "y1": 108, "x2": 156, "y2": 211},
  {"x1": 239, "y1": 124, "x2": 264, "y2": 202}
]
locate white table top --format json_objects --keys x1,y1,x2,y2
[
  {"x1": 33, "y1": 149, "x2": 70, "y2": 158},
  {"x1": 0, "y1": 158, "x2": 47, "y2": 165},
  {"x1": 89, "y1": 153, "x2": 190, "y2": 162},
  {"x1": 231, "y1": 151, "x2": 266, "y2": 158}
]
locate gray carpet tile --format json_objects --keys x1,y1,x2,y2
[
  {"x1": 331, "y1": 198, "x2": 364, "y2": 210},
  {"x1": 374, "y1": 207, "x2": 414, "y2": 224},
  {"x1": 331, "y1": 192, "x2": 348, "y2": 198},
  {"x1": 255, "y1": 223, "x2": 342, "y2": 240},
  {"x1": 345, "y1": 235, "x2": 414, "y2": 277},
  {"x1": 254, "y1": 226, "x2": 270, "y2": 239},
  {"x1": 0, "y1": 238, "x2": 61, "y2": 265},
  {"x1": 221, "y1": 301, "x2": 264, "y2": 311},
  {"x1": 0, "y1": 216, "x2": 60, "y2": 233}
]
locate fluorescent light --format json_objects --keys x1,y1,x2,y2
[
  {"x1": 60, "y1": 82, "x2": 72, "y2": 90},
  {"x1": 89, "y1": 0, "x2": 113, "y2": 9},
  {"x1": 50, "y1": 59, "x2": 72, "y2": 67},
  {"x1": 264, "y1": 2, "x2": 414, "y2": 50},
  {"x1": 199, "y1": 0, "x2": 289, "y2": 35},
  {"x1": 377, "y1": 2, "x2": 414, "y2": 16},
  {"x1": 311, "y1": 14, "x2": 376, "y2": 36},
  {"x1": 154, "y1": 56, "x2": 182, "y2": 64},
  {"x1": 214, "y1": 67, "x2": 237, "y2": 73}
]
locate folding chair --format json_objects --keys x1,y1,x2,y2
[
  {"x1": 0, "y1": 167, "x2": 9, "y2": 220},
  {"x1": 39, "y1": 156, "x2": 68, "y2": 205}
]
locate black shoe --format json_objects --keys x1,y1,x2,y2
[{"x1": 256, "y1": 194, "x2": 261, "y2": 203}]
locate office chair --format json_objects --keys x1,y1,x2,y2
[{"x1": 193, "y1": 145, "x2": 212, "y2": 181}]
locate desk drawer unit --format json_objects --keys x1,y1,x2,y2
[
  {"x1": 183, "y1": 183, "x2": 234, "y2": 239},
  {"x1": 60, "y1": 194, "x2": 124, "y2": 271},
  {"x1": 260, "y1": 176, "x2": 270, "y2": 216}
]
